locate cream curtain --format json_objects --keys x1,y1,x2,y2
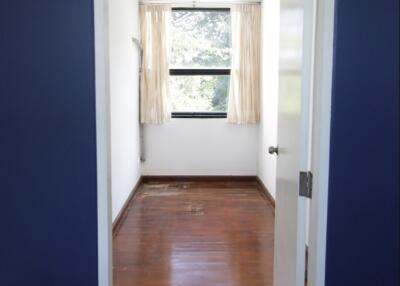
[
  {"x1": 228, "y1": 4, "x2": 261, "y2": 124},
  {"x1": 140, "y1": 4, "x2": 171, "y2": 124}
]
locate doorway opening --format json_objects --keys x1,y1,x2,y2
[{"x1": 94, "y1": 0, "x2": 334, "y2": 285}]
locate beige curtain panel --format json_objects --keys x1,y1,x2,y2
[
  {"x1": 228, "y1": 4, "x2": 261, "y2": 124},
  {"x1": 140, "y1": 4, "x2": 171, "y2": 124}
]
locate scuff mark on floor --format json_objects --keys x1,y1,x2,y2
[
  {"x1": 140, "y1": 184, "x2": 184, "y2": 197},
  {"x1": 186, "y1": 204, "x2": 205, "y2": 215}
]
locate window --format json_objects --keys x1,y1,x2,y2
[{"x1": 170, "y1": 8, "x2": 231, "y2": 118}]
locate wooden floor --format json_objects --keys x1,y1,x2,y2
[{"x1": 113, "y1": 178, "x2": 275, "y2": 286}]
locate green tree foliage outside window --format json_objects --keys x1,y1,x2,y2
[{"x1": 170, "y1": 10, "x2": 231, "y2": 113}]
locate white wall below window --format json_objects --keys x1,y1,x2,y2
[
  {"x1": 109, "y1": 0, "x2": 141, "y2": 222},
  {"x1": 142, "y1": 119, "x2": 259, "y2": 176}
]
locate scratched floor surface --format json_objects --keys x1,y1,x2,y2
[{"x1": 113, "y1": 179, "x2": 275, "y2": 286}]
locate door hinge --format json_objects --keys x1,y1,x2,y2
[{"x1": 299, "y1": 171, "x2": 313, "y2": 198}]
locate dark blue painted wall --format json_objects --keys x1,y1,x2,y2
[
  {"x1": 0, "y1": 1, "x2": 98, "y2": 285},
  {"x1": 326, "y1": 1, "x2": 399, "y2": 285}
]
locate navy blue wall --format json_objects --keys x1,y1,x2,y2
[
  {"x1": 326, "y1": 1, "x2": 399, "y2": 285},
  {"x1": 0, "y1": 1, "x2": 98, "y2": 285}
]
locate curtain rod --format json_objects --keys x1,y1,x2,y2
[{"x1": 139, "y1": 0, "x2": 261, "y2": 5}]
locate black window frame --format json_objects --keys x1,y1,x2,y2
[{"x1": 170, "y1": 7, "x2": 231, "y2": 119}]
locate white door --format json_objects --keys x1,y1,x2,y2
[{"x1": 272, "y1": 0, "x2": 316, "y2": 285}]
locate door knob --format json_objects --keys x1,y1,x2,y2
[{"x1": 268, "y1": 146, "x2": 279, "y2": 155}]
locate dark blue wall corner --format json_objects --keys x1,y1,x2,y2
[
  {"x1": 326, "y1": 1, "x2": 399, "y2": 285},
  {"x1": 0, "y1": 1, "x2": 98, "y2": 285}
]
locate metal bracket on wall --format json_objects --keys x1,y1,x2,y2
[
  {"x1": 132, "y1": 37, "x2": 146, "y2": 162},
  {"x1": 299, "y1": 171, "x2": 313, "y2": 198}
]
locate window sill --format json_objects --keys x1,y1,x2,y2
[{"x1": 171, "y1": 112, "x2": 227, "y2": 119}]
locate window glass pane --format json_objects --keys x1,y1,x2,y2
[
  {"x1": 170, "y1": 10, "x2": 231, "y2": 68},
  {"x1": 170, "y1": 75, "x2": 230, "y2": 112}
]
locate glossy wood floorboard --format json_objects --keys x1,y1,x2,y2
[{"x1": 113, "y1": 179, "x2": 275, "y2": 286}]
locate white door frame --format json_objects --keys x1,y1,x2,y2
[
  {"x1": 92, "y1": 0, "x2": 336, "y2": 285},
  {"x1": 307, "y1": 0, "x2": 335, "y2": 285},
  {"x1": 94, "y1": 0, "x2": 113, "y2": 285}
]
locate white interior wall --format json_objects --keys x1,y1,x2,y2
[
  {"x1": 109, "y1": 0, "x2": 141, "y2": 222},
  {"x1": 108, "y1": 0, "x2": 277, "y2": 203},
  {"x1": 257, "y1": 0, "x2": 280, "y2": 198},
  {"x1": 142, "y1": 119, "x2": 259, "y2": 176}
]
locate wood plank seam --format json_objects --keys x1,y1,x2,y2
[
  {"x1": 113, "y1": 178, "x2": 275, "y2": 286},
  {"x1": 113, "y1": 175, "x2": 276, "y2": 237}
]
